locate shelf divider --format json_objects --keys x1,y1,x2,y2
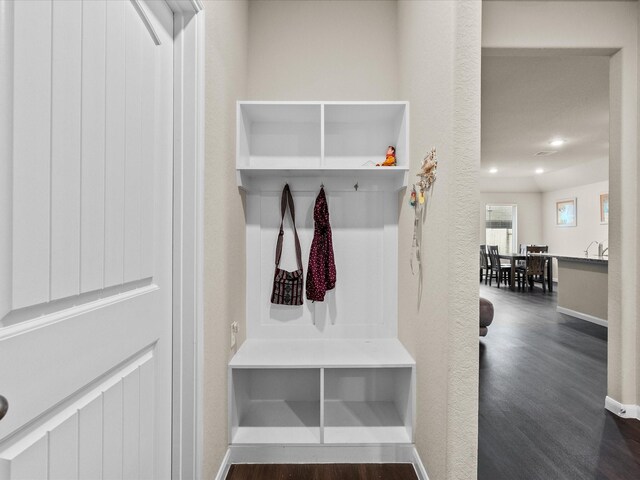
[{"x1": 320, "y1": 367, "x2": 325, "y2": 444}]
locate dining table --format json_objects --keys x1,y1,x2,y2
[{"x1": 498, "y1": 252, "x2": 554, "y2": 292}]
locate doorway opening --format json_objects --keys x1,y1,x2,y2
[{"x1": 478, "y1": 50, "x2": 614, "y2": 478}]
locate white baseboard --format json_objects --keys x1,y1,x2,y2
[
  {"x1": 557, "y1": 306, "x2": 608, "y2": 328},
  {"x1": 605, "y1": 396, "x2": 640, "y2": 420},
  {"x1": 214, "y1": 448, "x2": 232, "y2": 480},
  {"x1": 411, "y1": 446, "x2": 429, "y2": 480},
  {"x1": 214, "y1": 445, "x2": 429, "y2": 480}
]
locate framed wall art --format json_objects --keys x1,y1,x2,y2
[
  {"x1": 556, "y1": 198, "x2": 577, "y2": 227},
  {"x1": 600, "y1": 193, "x2": 609, "y2": 224}
]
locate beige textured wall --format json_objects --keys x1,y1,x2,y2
[
  {"x1": 398, "y1": 2, "x2": 480, "y2": 479},
  {"x1": 483, "y1": 0, "x2": 639, "y2": 416},
  {"x1": 203, "y1": 1, "x2": 248, "y2": 479},
  {"x1": 247, "y1": 0, "x2": 398, "y2": 99}
]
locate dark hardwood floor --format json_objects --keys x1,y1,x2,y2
[
  {"x1": 479, "y1": 282, "x2": 640, "y2": 480},
  {"x1": 225, "y1": 463, "x2": 418, "y2": 480}
]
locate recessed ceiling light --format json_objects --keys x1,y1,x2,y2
[
  {"x1": 489, "y1": 168, "x2": 498, "y2": 174},
  {"x1": 550, "y1": 138, "x2": 565, "y2": 147},
  {"x1": 536, "y1": 168, "x2": 544, "y2": 174}
]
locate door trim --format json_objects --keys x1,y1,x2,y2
[{"x1": 166, "y1": 1, "x2": 204, "y2": 479}]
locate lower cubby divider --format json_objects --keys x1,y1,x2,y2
[{"x1": 320, "y1": 367, "x2": 325, "y2": 444}]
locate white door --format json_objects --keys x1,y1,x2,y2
[{"x1": 0, "y1": 0, "x2": 174, "y2": 478}]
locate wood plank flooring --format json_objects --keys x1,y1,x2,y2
[
  {"x1": 225, "y1": 463, "x2": 418, "y2": 480},
  {"x1": 479, "y1": 283, "x2": 640, "y2": 480}
]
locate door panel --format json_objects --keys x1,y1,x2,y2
[
  {"x1": 124, "y1": 2, "x2": 144, "y2": 284},
  {"x1": 123, "y1": 368, "x2": 141, "y2": 478},
  {"x1": 0, "y1": 0, "x2": 174, "y2": 478},
  {"x1": 50, "y1": 0, "x2": 82, "y2": 301},
  {"x1": 80, "y1": 0, "x2": 107, "y2": 294},
  {"x1": 0, "y1": 350, "x2": 157, "y2": 479},
  {"x1": 140, "y1": 23, "x2": 158, "y2": 281},
  {"x1": 104, "y1": 0, "x2": 127, "y2": 289},
  {"x1": 6, "y1": 435, "x2": 47, "y2": 480},
  {"x1": 139, "y1": 359, "x2": 156, "y2": 478},
  {"x1": 103, "y1": 379, "x2": 124, "y2": 480},
  {"x1": 78, "y1": 396, "x2": 102, "y2": 479},
  {"x1": 48, "y1": 414, "x2": 79, "y2": 480},
  {"x1": 12, "y1": 0, "x2": 52, "y2": 310}
]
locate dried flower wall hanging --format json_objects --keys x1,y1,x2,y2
[{"x1": 410, "y1": 148, "x2": 438, "y2": 307}]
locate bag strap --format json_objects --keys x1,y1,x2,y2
[{"x1": 275, "y1": 184, "x2": 303, "y2": 270}]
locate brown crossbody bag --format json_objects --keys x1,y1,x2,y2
[{"x1": 271, "y1": 184, "x2": 304, "y2": 306}]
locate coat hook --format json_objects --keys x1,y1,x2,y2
[
  {"x1": 321, "y1": 181, "x2": 324, "y2": 189},
  {"x1": 354, "y1": 182, "x2": 359, "y2": 192}
]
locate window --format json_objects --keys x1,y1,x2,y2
[{"x1": 485, "y1": 205, "x2": 517, "y2": 254}]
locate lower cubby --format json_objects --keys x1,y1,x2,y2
[
  {"x1": 323, "y1": 367, "x2": 413, "y2": 444},
  {"x1": 230, "y1": 368, "x2": 321, "y2": 444}
]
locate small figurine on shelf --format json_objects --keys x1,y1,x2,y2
[{"x1": 376, "y1": 145, "x2": 397, "y2": 167}]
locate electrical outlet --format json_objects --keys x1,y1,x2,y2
[{"x1": 231, "y1": 321, "x2": 239, "y2": 349}]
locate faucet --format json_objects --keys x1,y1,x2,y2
[
  {"x1": 585, "y1": 240, "x2": 598, "y2": 257},
  {"x1": 598, "y1": 240, "x2": 608, "y2": 257}
]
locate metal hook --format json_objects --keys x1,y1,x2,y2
[{"x1": 354, "y1": 182, "x2": 359, "y2": 192}]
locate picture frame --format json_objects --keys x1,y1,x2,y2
[
  {"x1": 556, "y1": 198, "x2": 577, "y2": 227},
  {"x1": 600, "y1": 193, "x2": 609, "y2": 224}
]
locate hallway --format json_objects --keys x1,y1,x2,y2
[{"x1": 478, "y1": 284, "x2": 640, "y2": 479}]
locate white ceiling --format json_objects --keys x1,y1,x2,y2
[{"x1": 481, "y1": 55, "x2": 609, "y2": 192}]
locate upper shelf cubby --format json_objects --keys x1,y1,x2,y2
[
  {"x1": 236, "y1": 102, "x2": 409, "y2": 191},
  {"x1": 324, "y1": 103, "x2": 408, "y2": 169},
  {"x1": 237, "y1": 103, "x2": 322, "y2": 169}
]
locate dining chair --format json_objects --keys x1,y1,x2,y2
[
  {"x1": 515, "y1": 244, "x2": 527, "y2": 290},
  {"x1": 479, "y1": 245, "x2": 489, "y2": 283},
  {"x1": 525, "y1": 245, "x2": 547, "y2": 292},
  {"x1": 487, "y1": 245, "x2": 510, "y2": 288}
]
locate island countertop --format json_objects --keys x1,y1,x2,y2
[{"x1": 544, "y1": 253, "x2": 608, "y2": 265}]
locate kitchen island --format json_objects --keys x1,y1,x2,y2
[{"x1": 553, "y1": 254, "x2": 608, "y2": 327}]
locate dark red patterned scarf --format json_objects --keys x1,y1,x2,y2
[{"x1": 306, "y1": 187, "x2": 336, "y2": 301}]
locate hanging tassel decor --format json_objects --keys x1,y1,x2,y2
[{"x1": 410, "y1": 148, "x2": 438, "y2": 306}]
